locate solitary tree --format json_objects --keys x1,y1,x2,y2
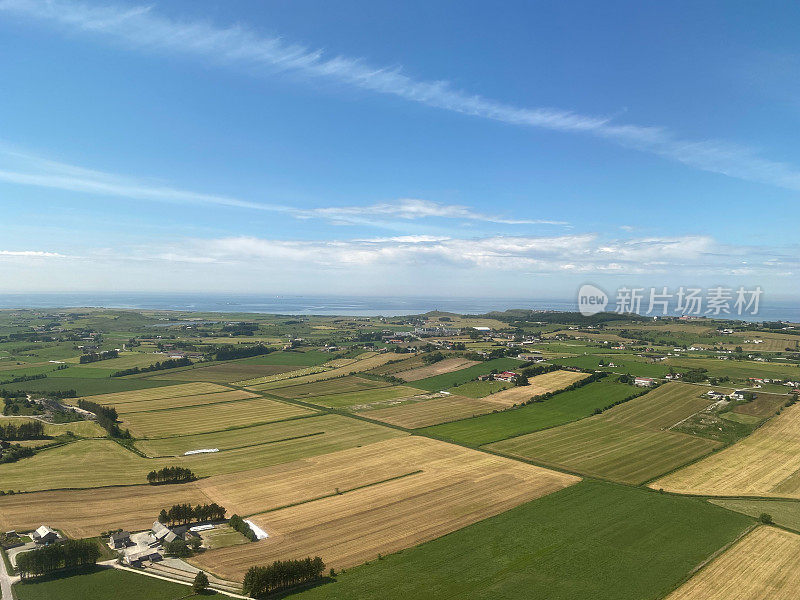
[
  {"x1": 193, "y1": 571, "x2": 209, "y2": 593},
  {"x1": 759, "y1": 513, "x2": 773, "y2": 525}
]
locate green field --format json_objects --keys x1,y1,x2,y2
[
  {"x1": 667, "y1": 357, "x2": 800, "y2": 381},
  {"x1": 419, "y1": 380, "x2": 637, "y2": 445},
  {"x1": 408, "y1": 358, "x2": 522, "y2": 392},
  {"x1": 709, "y1": 498, "x2": 800, "y2": 531},
  {"x1": 550, "y1": 354, "x2": 672, "y2": 378},
  {"x1": 0, "y1": 376, "x2": 178, "y2": 397},
  {"x1": 448, "y1": 379, "x2": 510, "y2": 397},
  {"x1": 13, "y1": 566, "x2": 219, "y2": 600},
  {"x1": 485, "y1": 383, "x2": 722, "y2": 484},
  {"x1": 292, "y1": 480, "x2": 752, "y2": 600},
  {"x1": 244, "y1": 350, "x2": 333, "y2": 366}
]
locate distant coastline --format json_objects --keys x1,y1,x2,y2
[{"x1": 0, "y1": 293, "x2": 797, "y2": 322}]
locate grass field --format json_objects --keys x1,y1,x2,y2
[
  {"x1": 420, "y1": 380, "x2": 637, "y2": 445},
  {"x1": 13, "y1": 566, "x2": 219, "y2": 600},
  {"x1": 199, "y1": 524, "x2": 250, "y2": 549},
  {"x1": 66, "y1": 352, "x2": 166, "y2": 370},
  {"x1": 731, "y1": 392, "x2": 787, "y2": 418},
  {"x1": 486, "y1": 383, "x2": 722, "y2": 484},
  {"x1": 112, "y1": 389, "x2": 257, "y2": 414},
  {"x1": 408, "y1": 357, "x2": 522, "y2": 392},
  {"x1": 191, "y1": 436, "x2": 579, "y2": 578},
  {"x1": 300, "y1": 385, "x2": 423, "y2": 409},
  {"x1": 289, "y1": 480, "x2": 752, "y2": 600},
  {"x1": 449, "y1": 379, "x2": 510, "y2": 397},
  {"x1": 0, "y1": 483, "x2": 214, "y2": 537},
  {"x1": 364, "y1": 355, "x2": 427, "y2": 375},
  {"x1": 652, "y1": 402, "x2": 800, "y2": 498},
  {"x1": 362, "y1": 394, "x2": 504, "y2": 428},
  {"x1": 265, "y1": 375, "x2": 391, "y2": 399},
  {"x1": 709, "y1": 498, "x2": 800, "y2": 531},
  {"x1": 394, "y1": 358, "x2": 479, "y2": 382},
  {"x1": 121, "y1": 395, "x2": 314, "y2": 437},
  {"x1": 0, "y1": 415, "x2": 403, "y2": 492},
  {"x1": 483, "y1": 370, "x2": 589, "y2": 406},
  {"x1": 150, "y1": 362, "x2": 301, "y2": 383},
  {"x1": 245, "y1": 350, "x2": 333, "y2": 366},
  {"x1": 551, "y1": 354, "x2": 673, "y2": 378},
  {"x1": 135, "y1": 413, "x2": 404, "y2": 459},
  {"x1": 665, "y1": 526, "x2": 800, "y2": 600},
  {"x1": 0, "y1": 416, "x2": 105, "y2": 437}
]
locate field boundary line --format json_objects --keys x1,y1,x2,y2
[
  {"x1": 144, "y1": 431, "x2": 327, "y2": 458},
  {"x1": 243, "y1": 469, "x2": 425, "y2": 518}
]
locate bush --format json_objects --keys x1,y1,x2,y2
[
  {"x1": 193, "y1": 570, "x2": 209, "y2": 593},
  {"x1": 759, "y1": 513, "x2": 773, "y2": 524}
]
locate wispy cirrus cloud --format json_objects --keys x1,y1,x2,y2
[
  {"x1": 3, "y1": 0, "x2": 800, "y2": 192},
  {"x1": 0, "y1": 145, "x2": 562, "y2": 228}
]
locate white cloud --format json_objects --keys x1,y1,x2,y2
[
  {"x1": 3, "y1": 0, "x2": 800, "y2": 192},
  {"x1": 0, "y1": 250, "x2": 64, "y2": 257},
  {"x1": 145, "y1": 232, "x2": 795, "y2": 277}
]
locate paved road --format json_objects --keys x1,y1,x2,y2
[{"x1": 0, "y1": 549, "x2": 18, "y2": 600}]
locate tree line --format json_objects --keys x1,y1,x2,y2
[
  {"x1": 111, "y1": 357, "x2": 192, "y2": 377},
  {"x1": 229, "y1": 514, "x2": 257, "y2": 541},
  {"x1": 0, "y1": 389, "x2": 76, "y2": 400},
  {"x1": 78, "y1": 349, "x2": 119, "y2": 364},
  {"x1": 147, "y1": 466, "x2": 197, "y2": 485},
  {"x1": 0, "y1": 373, "x2": 47, "y2": 385},
  {"x1": 158, "y1": 502, "x2": 226, "y2": 526},
  {"x1": 212, "y1": 344, "x2": 275, "y2": 361},
  {"x1": 0, "y1": 444, "x2": 35, "y2": 464},
  {"x1": 243, "y1": 557, "x2": 326, "y2": 598},
  {"x1": 0, "y1": 419, "x2": 45, "y2": 440},
  {"x1": 17, "y1": 539, "x2": 101, "y2": 579},
  {"x1": 76, "y1": 399, "x2": 130, "y2": 438}
]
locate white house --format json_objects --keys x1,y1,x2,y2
[
  {"x1": 634, "y1": 377, "x2": 655, "y2": 387},
  {"x1": 31, "y1": 525, "x2": 59, "y2": 545}
]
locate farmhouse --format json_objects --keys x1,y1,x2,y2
[
  {"x1": 31, "y1": 525, "x2": 59, "y2": 544},
  {"x1": 125, "y1": 548, "x2": 162, "y2": 566},
  {"x1": 634, "y1": 377, "x2": 655, "y2": 387},
  {"x1": 109, "y1": 531, "x2": 132, "y2": 549},
  {"x1": 151, "y1": 521, "x2": 179, "y2": 544},
  {"x1": 494, "y1": 371, "x2": 518, "y2": 383}
]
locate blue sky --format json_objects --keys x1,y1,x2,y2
[{"x1": 0, "y1": 0, "x2": 798, "y2": 299}]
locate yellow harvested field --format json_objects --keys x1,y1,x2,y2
[
  {"x1": 652, "y1": 402, "x2": 800, "y2": 498},
  {"x1": 665, "y1": 526, "x2": 800, "y2": 600},
  {"x1": 394, "y1": 358, "x2": 480, "y2": 382},
  {"x1": 121, "y1": 396, "x2": 315, "y2": 438},
  {"x1": 192, "y1": 436, "x2": 579, "y2": 578},
  {"x1": 243, "y1": 353, "x2": 400, "y2": 390},
  {"x1": 114, "y1": 389, "x2": 257, "y2": 414},
  {"x1": 486, "y1": 370, "x2": 590, "y2": 406},
  {"x1": 0, "y1": 484, "x2": 214, "y2": 538},
  {"x1": 362, "y1": 394, "x2": 506, "y2": 428},
  {"x1": 79, "y1": 382, "x2": 230, "y2": 404}
]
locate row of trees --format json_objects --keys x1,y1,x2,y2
[
  {"x1": 76, "y1": 399, "x2": 130, "y2": 438},
  {"x1": 79, "y1": 349, "x2": 119, "y2": 364},
  {"x1": 16, "y1": 539, "x2": 101, "y2": 579},
  {"x1": 0, "y1": 373, "x2": 47, "y2": 385},
  {"x1": 243, "y1": 557, "x2": 326, "y2": 597},
  {"x1": 523, "y1": 371, "x2": 608, "y2": 406},
  {"x1": 0, "y1": 389, "x2": 76, "y2": 400},
  {"x1": 158, "y1": 503, "x2": 226, "y2": 526},
  {"x1": 229, "y1": 514, "x2": 257, "y2": 541},
  {"x1": 111, "y1": 357, "x2": 192, "y2": 377},
  {"x1": 0, "y1": 419, "x2": 44, "y2": 440},
  {"x1": 0, "y1": 443, "x2": 35, "y2": 464},
  {"x1": 146, "y1": 466, "x2": 196, "y2": 485},
  {"x1": 213, "y1": 344, "x2": 274, "y2": 361}
]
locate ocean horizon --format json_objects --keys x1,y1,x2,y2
[{"x1": 0, "y1": 292, "x2": 797, "y2": 322}]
